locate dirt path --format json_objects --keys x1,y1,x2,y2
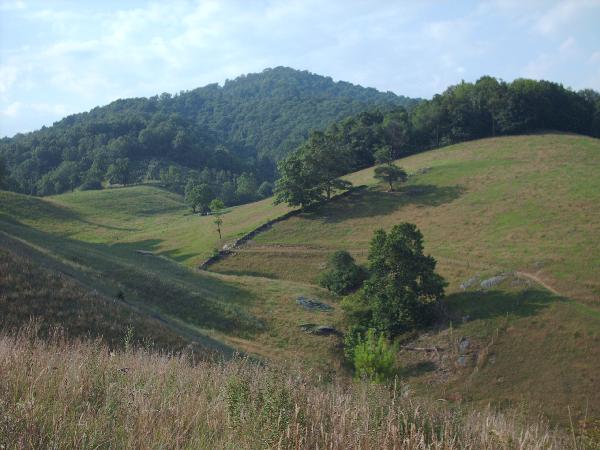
[{"x1": 515, "y1": 271, "x2": 562, "y2": 296}]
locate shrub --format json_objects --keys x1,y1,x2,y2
[
  {"x1": 318, "y1": 250, "x2": 366, "y2": 295},
  {"x1": 353, "y1": 329, "x2": 397, "y2": 382}
]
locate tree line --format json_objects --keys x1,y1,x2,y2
[{"x1": 274, "y1": 76, "x2": 600, "y2": 208}]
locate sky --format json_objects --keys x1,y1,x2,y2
[{"x1": 0, "y1": 0, "x2": 599, "y2": 137}]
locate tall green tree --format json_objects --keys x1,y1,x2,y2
[
  {"x1": 274, "y1": 152, "x2": 323, "y2": 208},
  {"x1": 342, "y1": 223, "x2": 446, "y2": 338},
  {"x1": 185, "y1": 180, "x2": 213, "y2": 213}
]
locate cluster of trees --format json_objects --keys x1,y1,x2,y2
[
  {"x1": 329, "y1": 76, "x2": 600, "y2": 170},
  {"x1": 0, "y1": 67, "x2": 413, "y2": 197},
  {"x1": 274, "y1": 131, "x2": 354, "y2": 208},
  {"x1": 273, "y1": 77, "x2": 599, "y2": 209},
  {"x1": 319, "y1": 224, "x2": 446, "y2": 381},
  {"x1": 183, "y1": 170, "x2": 273, "y2": 213}
]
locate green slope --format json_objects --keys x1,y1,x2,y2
[
  {"x1": 211, "y1": 133, "x2": 600, "y2": 423},
  {"x1": 0, "y1": 187, "x2": 341, "y2": 369},
  {"x1": 2, "y1": 133, "x2": 600, "y2": 423},
  {"x1": 214, "y1": 133, "x2": 600, "y2": 303}
]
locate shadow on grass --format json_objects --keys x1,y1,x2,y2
[
  {"x1": 301, "y1": 184, "x2": 465, "y2": 223},
  {"x1": 446, "y1": 288, "x2": 563, "y2": 324},
  {"x1": 0, "y1": 219, "x2": 265, "y2": 345}
]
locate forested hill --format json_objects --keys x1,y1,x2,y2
[
  {"x1": 0, "y1": 67, "x2": 415, "y2": 198},
  {"x1": 282, "y1": 76, "x2": 600, "y2": 181}
]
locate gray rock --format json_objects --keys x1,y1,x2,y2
[
  {"x1": 296, "y1": 296, "x2": 333, "y2": 311},
  {"x1": 456, "y1": 355, "x2": 468, "y2": 367},
  {"x1": 313, "y1": 325, "x2": 338, "y2": 336},
  {"x1": 480, "y1": 275, "x2": 506, "y2": 289},
  {"x1": 460, "y1": 277, "x2": 479, "y2": 290},
  {"x1": 299, "y1": 323, "x2": 338, "y2": 335}
]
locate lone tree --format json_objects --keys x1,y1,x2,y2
[
  {"x1": 274, "y1": 152, "x2": 323, "y2": 209},
  {"x1": 342, "y1": 223, "x2": 446, "y2": 338},
  {"x1": 185, "y1": 180, "x2": 213, "y2": 213},
  {"x1": 209, "y1": 199, "x2": 225, "y2": 240},
  {"x1": 373, "y1": 147, "x2": 407, "y2": 192}
]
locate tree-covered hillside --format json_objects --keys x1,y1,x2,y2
[
  {"x1": 278, "y1": 77, "x2": 600, "y2": 202},
  {"x1": 0, "y1": 67, "x2": 414, "y2": 198}
]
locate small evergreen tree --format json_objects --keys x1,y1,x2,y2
[{"x1": 353, "y1": 329, "x2": 397, "y2": 382}]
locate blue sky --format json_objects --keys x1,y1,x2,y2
[{"x1": 1, "y1": 0, "x2": 599, "y2": 137}]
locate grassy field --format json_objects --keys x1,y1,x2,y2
[
  {"x1": 214, "y1": 134, "x2": 600, "y2": 303},
  {"x1": 0, "y1": 247, "x2": 187, "y2": 351},
  {"x1": 1, "y1": 329, "x2": 584, "y2": 449},
  {"x1": 0, "y1": 188, "x2": 341, "y2": 369},
  {"x1": 2, "y1": 133, "x2": 600, "y2": 426},
  {"x1": 0, "y1": 185, "x2": 292, "y2": 267},
  {"x1": 211, "y1": 133, "x2": 600, "y2": 423}
]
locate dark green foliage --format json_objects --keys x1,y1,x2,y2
[
  {"x1": 352, "y1": 329, "x2": 397, "y2": 382},
  {"x1": 160, "y1": 165, "x2": 182, "y2": 191},
  {"x1": 318, "y1": 250, "x2": 366, "y2": 295},
  {"x1": 0, "y1": 67, "x2": 412, "y2": 197},
  {"x1": 342, "y1": 223, "x2": 446, "y2": 338},
  {"x1": 257, "y1": 181, "x2": 273, "y2": 198},
  {"x1": 106, "y1": 158, "x2": 130, "y2": 186},
  {"x1": 299, "y1": 76, "x2": 600, "y2": 180},
  {"x1": 274, "y1": 131, "x2": 353, "y2": 208},
  {"x1": 373, "y1": 146, "x2": 408, "y2": 191},
  {"x1": 273, "y1": 151, "x2": 325, "y2": 208},
  {"x1": 374, "y1": 164, "x2": 407, "y2": 192},
  {"x1": 185, "y1": 180, "x2": 214, "y2": 213}
]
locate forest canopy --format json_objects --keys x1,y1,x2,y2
[{"x1": 0, "y1": 67, "x2": 413, "y2": 199}]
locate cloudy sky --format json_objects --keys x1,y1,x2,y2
[{"x1": 1, "y1": 0, "x2": 599, "y2": 137}]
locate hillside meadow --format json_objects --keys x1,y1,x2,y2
[
  {"x1": 1, "y1": 133, "x2": 600, "y2": 426},
  {"x1": 212, "y1": 133, "x2": 600, "y2": 423}
]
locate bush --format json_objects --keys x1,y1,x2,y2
[
  {"x1": 352, "y1": 329, "x2": 397, "y2": 382},
  {"x1": 318, "y1": 250, "x2": 366, "y2": 295}
]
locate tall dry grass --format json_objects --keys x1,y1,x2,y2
[{"x1": 0, "y1": 326, "x2": 583, "y2": 449}]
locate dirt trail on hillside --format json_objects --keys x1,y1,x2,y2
[{"x1": 515, "y1": 271, "x2": 562, "y2": 296}]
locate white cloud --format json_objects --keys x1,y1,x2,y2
[{"x1": 534, "y1": 0, "x2": 600, "y2": 34}]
